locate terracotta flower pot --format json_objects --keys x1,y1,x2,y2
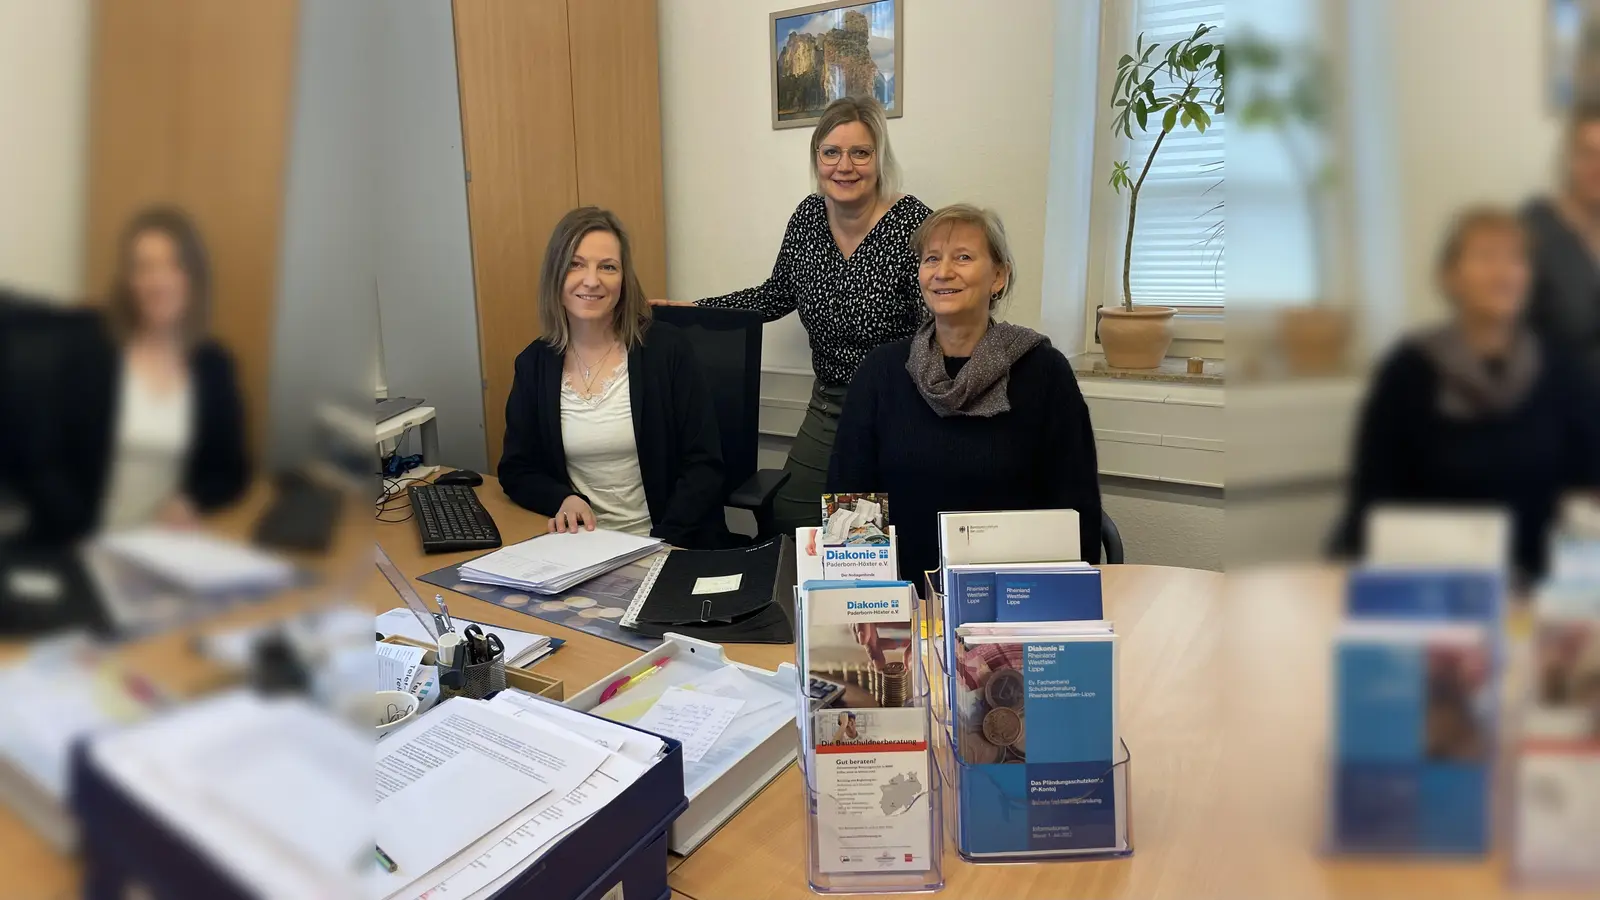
[
  {"x1": 1278, "y1": 307, "x2": 1349, "y2": 376},
  {"x1": 1100, "y1": 306, "x2": 1176, "y2": 369}
]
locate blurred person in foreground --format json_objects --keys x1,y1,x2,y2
[
  {"x1": 12, "y1": 207, "x2": 249, "y2": 542},
  {"x1": 1525, "y1": 102, "x2": 1600, "y2": 389},
  {"x1": 1332, "y1": 208, "x2": 1600, "y2": 582}
]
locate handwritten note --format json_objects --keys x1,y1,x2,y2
[
  {"x1": 634, "y1": 687, "x2": 744, "y2": 763},
  {"x1": 692, "y1": 574, "x2": 743, "y2": 595}
]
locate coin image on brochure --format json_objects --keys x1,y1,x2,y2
[
  {"x1": 959, "y1": 728, "x2": 1005, "y2": 764},
  {"x1": 982, "y1": 706, "x2": 1023, "y2": 747},
  {"x1": 982, "y1": 668, "x2": 1024, "y2": 710}
]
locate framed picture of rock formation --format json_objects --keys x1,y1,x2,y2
[{"x1": 770, "y1": 0, "x2": 903, "y2": 130}]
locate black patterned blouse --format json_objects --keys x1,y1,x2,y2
[{"x1": 699, "y1": 193, "x2": 932, "y2": 388}]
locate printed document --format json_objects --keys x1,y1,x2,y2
[{"x1": 373, "y1": 700, "x2": 606, "y2": 889}]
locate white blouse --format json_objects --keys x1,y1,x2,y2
[
  {"x1": 560, "y1": 361, "x2": 652, "y2": 536},
  {"x1": 100, "y1": 359, "x2": 194, "y2": 532}
]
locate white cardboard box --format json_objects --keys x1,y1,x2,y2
[{"x1": 565, "y1": 633, "x2": 799, "y2": 854}]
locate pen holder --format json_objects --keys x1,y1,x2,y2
[{"x1": 440, "y1": 650, "x2": 506, "y2": 701}]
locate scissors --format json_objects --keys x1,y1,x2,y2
[{"x1": 460, "y1": 625, "x2": 504, "y2": 664}]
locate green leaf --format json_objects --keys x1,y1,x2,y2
[
  {"x1": 1191, "y1": 44, "x2": 1213, "y2": 65},
  {"x1": 1190, "y1": 104, "x2": 1211, "y2": 132},
  {"x1": 1181, "y1": 106, "x2": 1193, "y2": 128},
  {"x1": 1135, "y1": 102, "x2": 1149, "y2": 130},
  {"x1": 1141, "y1": 42, "x2": 1157, "y2": 63},
  {"x1": 1119, "y1": 53, "x2": 1134, "y2": 69},
  {"x1": 1162, "y1": 104, "x2": 1180, "y2": 132}
]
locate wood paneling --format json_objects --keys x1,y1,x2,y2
[
  {"x1": 174, "y1": 0, "x2": 299, "y2": 452},
  {"x1": 454, "y1": 0, "x2": 581, "y2": 467},
  {"x1": 85, "y1": 0, "x2": 187, "y2": 293},
  {"x1": 567, "y1": 0, "x2": 667, "y2": 298},
  {"x1": 85, "y1": 0, "x2": 299, "y2": 452}
]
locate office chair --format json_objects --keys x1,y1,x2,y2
[
  {"x1": 652, "y1": 306, "x2": 790, "y2": 540},
  {"x1": 1101, "y1": 509, "x2": 1125, "y2": 565}
]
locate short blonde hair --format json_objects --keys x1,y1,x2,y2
[
  {"x1": 537, "y1": 207, "x2": 651, "y2": 352},
  {"x1": 810, "y1": 96, "x2": 901, "y2": 202},
  {"x1": 1436, "y1": 206, "x2": 1528, "y2": 274},
  {"x1": 910, "y1": 204, "x2": 1016, "y2": 309}
]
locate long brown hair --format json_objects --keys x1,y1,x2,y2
[
  {"x1": 107, "y1": 206, "x2": 212, "y2": 344},
  {"x1": 536, "y1": 207, "x2": 651, "y2": 352}
]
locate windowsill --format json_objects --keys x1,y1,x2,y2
[{"x1": 1072, "y1": 353, "x2": 1225, "y2": 386}]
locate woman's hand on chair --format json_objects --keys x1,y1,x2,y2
[
  {"x1": 550, "y1": 495, "x2": 597, "y2": 533},
  {"x1": 648, "y1": 298, "x2": 695, "y2": 307}
]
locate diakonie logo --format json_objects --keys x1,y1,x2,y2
[{"x1": 846, "y1": 599, "x2": 897, "y2": 611}]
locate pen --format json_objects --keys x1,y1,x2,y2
[
  {"x1": 375, "y1": 845, "x2": 398, "y2": 873},
  {"x1": 435, "y1": 595, "x2": 454, "y2": 632},
  {"x1": 599, "y1": 657, "x2": 671, "y2": 703}
]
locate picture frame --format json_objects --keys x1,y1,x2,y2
[
  {"x1": 770, "y1": 0, "x2": 903, "y2": 130},
  {"x1": 1550, "y1": 0, "x2": 1600, "y2": 110}
]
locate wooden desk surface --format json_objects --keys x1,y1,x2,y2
[{"x1": 5, "y1": 473, "x2": 1585, "y2": 899}]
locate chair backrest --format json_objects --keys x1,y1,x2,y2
[
  {"x1": 651, "y1": 306, "x2": 764, "y2": 495},
  {"x1": 1100, "y1": 509, "x2": 1125, "y2": 565}
]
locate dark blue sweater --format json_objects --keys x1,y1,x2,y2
[
  {"x1": 1332, "y1": 339, "x2": 1600, "y2": 579},
  {"x1": 827, "y1": 339, "x2": 1103, "y2": 586}
]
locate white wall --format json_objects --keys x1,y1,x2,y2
[
  {"x1": 658, "y1": 0, "x2": 1058, "y2": 376},
  {"x1": 1357, "y1": 0, "x2": 1564, "y2": 329},
  {"x1": 0, "y1": 0, "x2": 90, "y2": 299}
]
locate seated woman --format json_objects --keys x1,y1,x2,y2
[
  {"x1": 498, "y1": 207, "x2": 732, "y2": 549},
  {"x1": 1331, "y1": 207, "x2": 1600, "y2": 581},
  {"x1": 15, "y1": 207, "x2": 250, "y2": 540},
  {"x1": 828, "y1": 204, "x2": 1102, "y2": 584}
]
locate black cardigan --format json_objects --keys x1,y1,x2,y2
[
  {"x1": 8, "y1": 310, "x2": 250, "y2": 542},
  {"x1": 497, "y1": 322, "x2": 732, "y2": 549},
  {"x1": 1331, "y1": 338, "x2": 1600, "y2": 579},
  {"x1": 828, "y1": 338, "x2": 1103, "y2": 585}
]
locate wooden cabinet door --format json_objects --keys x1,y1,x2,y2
[{"x1": 454, "y1": 0, "x2": 579, "y2": 467}]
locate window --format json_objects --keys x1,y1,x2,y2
[{"x1": 1122, "y1": 0, "x2": 1226, "y2": 309}]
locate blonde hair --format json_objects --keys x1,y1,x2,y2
[
  {"x1": 810, "y1": 96, "x2": 900, "y2": 202},
  {"x1": 537, "y1": 207, "x2": 651, "y2": 352},
  {"x1": 1436, "y1": 206, "x2": 1528, "y2": 274},
  {"x1": 910, "y1": 203, "x2": 1016, "y2": 309}
]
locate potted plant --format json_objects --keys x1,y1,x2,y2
[
  {"x1": 1234, "y1": 31, "x2": 1348, "y2": 376},
  {"x1": 1105, "y1": 24, "x2": 1225, "y2": 369}
]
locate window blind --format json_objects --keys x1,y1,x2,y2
[{"x1": 1124, "y1": 0, "x2": 1225, "y2": 308}]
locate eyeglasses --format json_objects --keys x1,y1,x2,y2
[{"x1": 818, "y1": 146, "x2": 875, "y2": 165}]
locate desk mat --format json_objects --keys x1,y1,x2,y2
[{"x1": 419, "y1": 551, "x2": 664, "y2": 653}]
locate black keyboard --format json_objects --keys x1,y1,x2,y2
[{"x1": 409, "y1": 484, "x2": 502, "y2": 553}]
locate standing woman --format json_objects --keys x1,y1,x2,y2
[{"x1": 654, "y1": 96, "x2": 931, "y2": 534}]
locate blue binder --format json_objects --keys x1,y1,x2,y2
[{"x1": 70, "y1": 702, "x2": 688, "y2": 900}]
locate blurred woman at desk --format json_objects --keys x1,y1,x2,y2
[
  {"x1": 652, "y1": 97, "x2": 932, "y2": 534},
  {"x1": 498, "y1": 207, "x2": 732, "y2": 549},
  {"x1": 1332, "y1": 207, "x2": 1600, "y2": 580},
  {"x1": 827, "y1": 204, "x2": 1102, "y2": 584},
  {"x1": 14, "y1": 207, "x2": 250, "y2": 540}
]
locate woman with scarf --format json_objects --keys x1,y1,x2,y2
[
  {"x1": 828, "y1": 204, "x2": 1102, "y2": 585},
  {"x1": 1332, "y1": 207, "x2": 1600, "y2": 581}
]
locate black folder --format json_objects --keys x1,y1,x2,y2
[{"x1": 622, "y1": 535, "x2": 795, "y2": 643}]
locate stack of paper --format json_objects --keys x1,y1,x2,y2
[
  {"x1": 0, "y1": 635, "x2": 162, "y2": 850},
  {"x1": 370, "y1": 695, "x2": 663, "y2": 899},
  {"x1": 458, "y1": 530, "x2": 661, "y2": 595},
  {"x1": 87, "y1": 690, "x2": 370, "y2": 897},
  {"x1": 374, "y1": 607, "x2": 555, "y2": 667},
  {"x1": 96, "y1": 527, "x2": 297, "y2": 596}
]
